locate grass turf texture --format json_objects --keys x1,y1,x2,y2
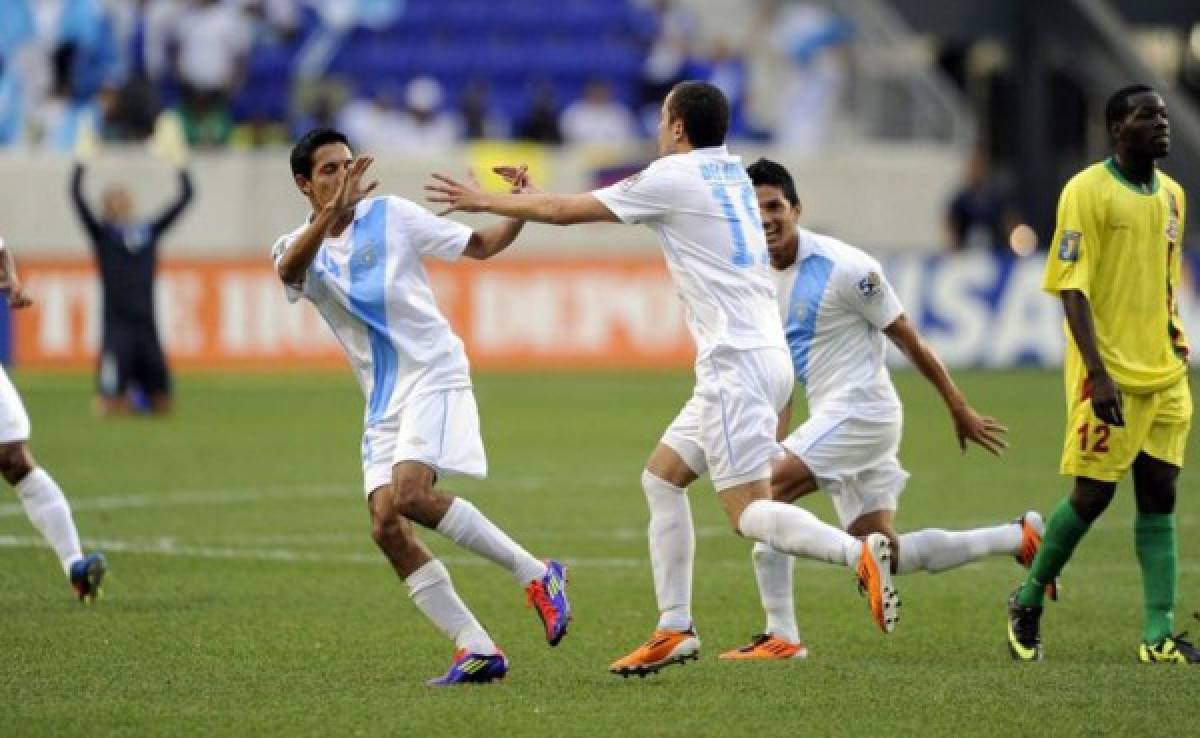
[{"x1": 1, "y1": 370, "x2": 1197, "y2": 737}]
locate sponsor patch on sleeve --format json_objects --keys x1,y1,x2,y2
[
  {"x1": 618, "y1": 170, "x2": 645, "y2": 191},
  {"x1": 857, "y1": 270, "x2": 882, "y2": 300},
  {"x1": 1058, "y1": 230, "x2": 1082, "y2": 262}
]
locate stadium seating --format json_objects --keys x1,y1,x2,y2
[{"x1": 231, "y1": 0, "x2": 651, "y2": 125}]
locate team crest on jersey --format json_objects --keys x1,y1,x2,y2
[
  {"x1": 355, "y1": 242, "x2": 379, "y2": 268},
  {"x1": 857, "y1": 271, "x2": 882, "y2": 300},
  {"x1": 1059, "y1": 230, "x2": 1082, "y2": 262}
]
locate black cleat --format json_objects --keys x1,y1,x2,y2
[
  {"x1": 1007, "y1": 588, "x2": 1043, "y2": 662},
  {"x1": 1138, "y1": 633, "x2": 1200, "y2": 664}
]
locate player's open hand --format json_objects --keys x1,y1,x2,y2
[
  {"x1": 951, "y1": 404, "x2": 1008, "y2": 455},
  {"x1": 1088, "y1": 371, "x2": 1125, "y2": 427},
  {"x1": 493, "y1": 165, "x2": 541, "y2": 194},
  {"x1": 329, "y1": 156, "x2": 378, "y2": 217},
  {"x1": 425, "y1": 172, "x2": 489, "y2": 215}
]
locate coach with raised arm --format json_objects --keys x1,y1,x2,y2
[{"x1": 69, "y1": 121, "x2": 193, "y2": 416}]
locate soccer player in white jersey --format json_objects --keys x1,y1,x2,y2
[
  {"x1": 719, "y1": 159, "x2": 1046, "y2": 660},
  {"x1": 272, "y1": 129, "x2": 571, "y2": 686},
  {"x1": 426, "y1": 82, "x2": 899, "y2": 678},
  {"x1": 0, "y1": 236, "x2": 106, "y2": 602}
]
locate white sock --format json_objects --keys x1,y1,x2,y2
[
  {"x1": 737, "y1": 499, "x2": 860, "y2": 566},
  {"x1": 896, "y1": 523, "x2": 1022, "y2": 574},
  {"x1": 752, "y1": 542, "x2": 799, "y2": 643},
  {"x1": 406, "y1": 559, "x2": 497, "y2": 655},
  {"x1": 436, "y1": 498, "x2": 547, "y2": 585},
  {"x1": 642, "y1": 470, "x2": 694, "y2": 632},
  {"x1": 16, "y1": 468, "x2": 83, "y2": 574}
]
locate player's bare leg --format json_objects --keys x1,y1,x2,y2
[
  {"x1": 610, "y1": 444, "x2": 702, "y2": 677},
  {"x1": 368, "y1": 483, "x2": 505, "y2": 683},
  {"x1": 386, "y1": 461, "x2": 570, "y2": 646}
]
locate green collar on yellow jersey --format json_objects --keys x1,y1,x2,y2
[{"x1": 1105, "y1": 157, "x2": 1160, "y2": 195}]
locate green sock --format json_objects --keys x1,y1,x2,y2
[
  {"x1": 1017, "y1": 498, "x2": 1091, "y2": 608},
  {"x1": 1135, "y1": 512, "x2": 1177, "y2": 644}
]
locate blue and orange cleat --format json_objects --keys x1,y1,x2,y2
[
  {"x1": 526, "y1": 559, "x2": 571, "y2": 646},
  {"x1": 69, "y1": 553, "x2": 107, "y2": 604},
  {"x1": 427, "y1": 649, "x2": 509, "y2": 686}
]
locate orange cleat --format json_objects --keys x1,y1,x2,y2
[
  {"x1": 719, "y1": 633, "x2": 808, "y2": 661},
  {"x1": 609, "y1": 628, "x2": 700, "y2": 678},
  {"x1": 1014, "y1": 511, "x2": 1058, "y2": 601},
  {"x1": 856, "y1": 533, "x2": 900, "y2": 633}
]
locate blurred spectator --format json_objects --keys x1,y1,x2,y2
[
  {"x1": 685, "y1": 40, "x2": 750, "y2": 137},
  {"x1": 291, "y1": 79, "x2": 347, "y2": 138},
  {"x1": 337, "y1": 85, "x2": 408, "y2": 151},
  {"x1": 168, "y1": 0, "x2": 252, "y2": 147},
  {"x1": 395, "y1": 76, "x2": 461, "y2": 151},
  {"x1": 515, "y1": 81, "x2": 563, "y2": 144},
  {"x1": 560, "y1": 79, "x2": 638, "y2": 146},
  {"x1": 70, "y1": 131, "x2": 193, "y2": 416},
  {"x1": 945, "y1": 149, "x2": 1022, "y2": 254},
  {"x1": 231, "y1": 110, "x2": 289, "y2": 148},
  {"x1": 763, "y1": 1, "x2": 853, "y2": 151},
  {"x1": 460, "y1": 79, "x2": 509, "y2": 140},
  {"x1": 636, "y1": 0, "x2": 697, "y2": 119}
]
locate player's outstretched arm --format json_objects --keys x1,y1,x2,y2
[
  {"x1": 1060, "y1": 289, "x2": 1124, "y2": 427},
  {"x1": 276, "y1": 156, "x2": 377, "y2": 286},
  {"x1": 884, "y1": 314, "x2": 1007, "y2": 455},
  {"x1": 425, "y1": 171, "x2": 619, "y2": 226},
  {"x1": 0, "y1": 238, "x2": 34, "y2": 310}
]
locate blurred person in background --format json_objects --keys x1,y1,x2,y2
[
  {"x1": 69, "y1": 119, "x2": 193, "y2": 416},
  {"x1": 759, "y1": 1, "x2": 852, "y2": 151},
  {"x1": 336, "y1": 84, "x2": 408, "y2": 152},
  {"x1": 166, "y1": 0, "x2": 251, "y2": 147},
  {"x1": 459, "y1": 79, "x2": 508, "y2": 141},
  {"x1": 515, "y1": 80, "x2": 562, "y2": 144},
  {"x1": 0, "y1": 234, "x2": 107, "y2": 602},
  {"x1": 396, "y1": 75, "x2": 461, "y2": 151},
  {"x1": 945, "y1": 149, "x2": 1022, "y2": 255},
  {"x1": 560, "y1": 78, "x2": 639, "y2": 146},
  {"x1": 635, "y1": 0, "x2": 697, "y2": 128}
]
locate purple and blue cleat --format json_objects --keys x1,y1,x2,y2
[
  {"x1": 69, "y1": 553, "x2": 107, "y2": 604},
  {"x1": 526, "y1": 559, "x2": 571, "y2": 646},
  {"x1": 428, "y1": 650, "x2": 509, "y2": 686}
]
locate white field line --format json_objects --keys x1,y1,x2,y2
[{"x1": 0, "y1": 533, "x2": 1195, "y2": 573}]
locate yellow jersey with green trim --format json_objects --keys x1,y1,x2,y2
[{"x1": 1042, "y1": 158, "x2": 1188, "y2": 394}]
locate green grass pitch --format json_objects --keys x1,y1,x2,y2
[{"x1": 1, "y1": 370, "x2": 1196, "y2": 737}]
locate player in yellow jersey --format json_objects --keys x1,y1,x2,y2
[{"x1": 1007, "y1": 84, "x2": 1197, "y2": 664}]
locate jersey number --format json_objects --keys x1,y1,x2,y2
[
  {"x1": 712, "y1": 183, "x2": 763, "y2": 267},
  {"x1": 1077, "y1": 422, "x2": 1111, "y2": 453}
]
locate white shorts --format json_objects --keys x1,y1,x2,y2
[
  {"x1": 662, "y1": 347, "x2": 794, "y2": 490},
  {"x1": 361, "y1": 388, "x2": 487, "y2": 495},
  {"x1": 780, "y1": 411, "x2": 909, "y2": 528},
  {"x1": 0, "y1": 367, "x2": 30, "y2": 443}
]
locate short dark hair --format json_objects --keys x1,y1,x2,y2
[
  {"x1": 1105, "y1": 84, "x2": 1156, "y2": 135},
  {"x1": 666, "y1": 81, "x2": 729, "y2": 148},
  {"x1": 747, "y1": 158, "x2": 799, "y2": 207},
  {"x1": 290, "y1": 128, "x2": 351, "y2": 179}
]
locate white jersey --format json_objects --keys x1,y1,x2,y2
[
  {"x1": 772, "y1": 229, "x2": 903, "y2": 417},
  {"x1": 593, "y1": 145, "x2": 786, "y2": 361},
  {"x1": 272, "y1": 195, "x2": 473, "y2": 426}
]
